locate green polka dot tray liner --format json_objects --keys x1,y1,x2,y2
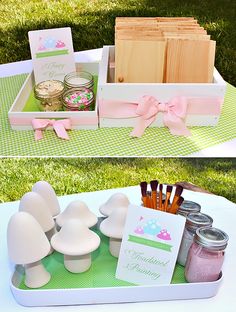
[
  {"x1": 18, "y1": 228, "x2": 186, "y2": 290},
  {"x1": 1, "y1": 74, "x2": 236, "y2": 156}
]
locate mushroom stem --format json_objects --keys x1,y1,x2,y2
[
  {"x1": 64, "y1": 254, "x2": 91, "y2": 273},
  {"x1": 24, "y1": 260, "x2": 51, "y2": 288},
  {"x1": 109, "y1": 237, "x2": 122, "y2": 258},
  {"x1": 45, "y1": 225, "x2": 58, "y2": 255}
]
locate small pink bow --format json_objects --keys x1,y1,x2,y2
[
  {"x1": 130, "y1": 95, "x2": 191, "y2": 137},
  {"x1": 31, "y1": 119, "x2": 72, "y2": 141}
]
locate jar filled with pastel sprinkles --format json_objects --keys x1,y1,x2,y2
[
  {"x1": 34, "y1": 80, "x2": 64, "y2": 111},
  {"x1": 62, "y1": 88, "x2": 94, "y2": 111},
  {"x1": 64, "y1": 71, "x2": 94, "y2": 90}
]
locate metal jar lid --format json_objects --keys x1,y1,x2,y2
[
  {"x1": 178, "y1": 200, "x2": 201, "y2": 217},
  {"x1": 194, "y1": 227, "x2": 229, "y2": 250},
  {"x1": 186, "y1": 212, "x2": 213, "y2": 231},
  {"x1": 64, "y1": 71, "x2": 94, "y2": 89}
]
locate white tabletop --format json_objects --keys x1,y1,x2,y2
[
  {"x1": 1, "y1": 185, "x2": 236, "y2": 312},
  {"x1": 0, "y1": 49, "x2": 236, "y2": 157}
]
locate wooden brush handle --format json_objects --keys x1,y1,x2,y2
[
  {"x1": 152, "y1": 191, "x2": 157, "y2": 209},
  {"x1": 147, "y1": 194, "x2": 153, "y2": 208},
  {"x1": 169, "y1": 195, "x2": 179, "y2": 211},
  {"x1": 159, "y1": 192, "x2": 163, "y2": 210},
  {"x1": 142, "y1": 196, "x2": 148, "y2": 207},
  {"x1": 168, "y1": 201, "x2": 180, "y2": 214},
  {"x1": 164, "y1": 193, "x2": 171, "y2": 211}
]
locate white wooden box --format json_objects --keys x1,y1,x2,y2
[
  {"x1": 8, "y1": 62, "x2": 99, "y2": 130},
  {"x1": 98, "y1": 46, "x2": 227, "y2": 128}
]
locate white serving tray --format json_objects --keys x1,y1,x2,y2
[
  {"x1": 10, "y1": 215, "x2": 223, "y2": 307},
  {"x1": 10, "y1": 266, "x2": 223, "y2": 307},
  {"x1": 8, "y1": 62, "x2": 99, "y2": 130}
]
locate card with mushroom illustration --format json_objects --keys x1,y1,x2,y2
[
  {"x1": 28, "y1": 27, "x2": 76, "y2": 83},
  {"x1": 116, "y1": 204, "x2": 185, "y2": 285}
]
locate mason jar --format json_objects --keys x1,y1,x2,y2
[
  {"x1": 34, "y1": 80, "x2": 64, "y2": 111},
  {"x1": 64, "y1": 71, "x2": 94, "y2": 90},
  {"x1": 177, "y1": 212, "x2": 213, "y2": 266},
  {"x1": 177, "y1": 200, "x2": 201, "y2": 217},
  {"x1": 185, "y1": 227, "x2": 229, "y2": 282},
  {"x1": 62, "y1": 88, "x2": 94, "y2": 111}
]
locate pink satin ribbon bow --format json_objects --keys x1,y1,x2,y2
[
  {"x1": 31, "y1": 119, "x2": 72, "y2": 141},
  {"x1": 130, "y1": 95, "x2": 191, "y2": 137}
]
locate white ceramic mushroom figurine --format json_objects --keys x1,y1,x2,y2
[
  {"x1": 32, "y1": 181, "x2": 60, "y2": 218},
  {"x1": 99, "y1": 193, "x2": 130, "y2": 217},
  {"x1": 56, "y1": 200, "x2": 98, "y2": 229},
  {"x1": 100, "y1": 205, "x2": 128, "y2": 258},
  {"x1": 7, "y1": 211, "x2": 51, "y2": 288},
  {"x1": 51, "y1": 219, "x2": 100, "y2": 273},
  {"x1": 19, "y1": 191, "x2": 56, "y2": 254}
]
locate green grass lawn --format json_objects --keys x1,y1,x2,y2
[
  {"x1": 0, "y1": 0, "x2": 235, "y2": 85},
  {"x1": 0, "y1": 158, "x2": 235, "y2": 203}
]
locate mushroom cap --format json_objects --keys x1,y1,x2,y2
[
  {"x1": 7, "y1": 212, "x2": 50, "y2": 265},
  {"x1": 56, "y1": 200, "x2": 98, "y2": 228},
  {"x1": 100, "y1": 205, "x2": 128, "y2": 239},
  {"x1": 19, "y1": 192, "x2": 54, "y2": 232},
  {"x1": 99, "y1": 193, "x2": 130, "y2": 216},
  {"x1": 32, "y1": 181, "x2": 60, "y2": 217},
  {"x1": 51, "y1": 219, "x2": 100, "y2": 256}
]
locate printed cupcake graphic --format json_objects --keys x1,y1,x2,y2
[
  {"x1": 134, "y1": 217, "x2": 171, "y2": 241},
  {"x1": 36, "y1": 37, "x2": 68, "y2": 58},
  {"x1": 131, "y1": 217, "x2": 173, "y2": 252}
]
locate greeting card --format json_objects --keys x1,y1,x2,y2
[
  {"x1": 28, "y1": 27, "x2": 76, "y2": 83},
  {"x1": 116, "y1": 204, "x2": 185, "y2": 285}
]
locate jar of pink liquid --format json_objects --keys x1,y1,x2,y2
[{"x1": 185, "y1": 227, "x2": 229, "y2": 283}]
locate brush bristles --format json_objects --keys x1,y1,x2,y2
[
  {"x1": 175, "y1": 185, "x2": 183, "y2": 197},
  {"x1": 177, "y1": 196, "x2": 184, "y2": 206},
  {"x1": 140, "y1": 181, "x2": 147, "y2": 196},
  {"x1": 150, "y1": 180, "x2": 158, "y2": 191},
  {"x1": 159, "y1": 184, "x2": 163, "y2": 191},
  {"x1": 166, "y1": 185, "x2": 173, "y2": 193}
]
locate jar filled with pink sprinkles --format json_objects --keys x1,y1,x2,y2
[
  {"x1": 62, "y1": 88, "x2": 94, "y2": 111},
  {"x1": 185, "y1": 227, "x2": 229, "y2": 283}
]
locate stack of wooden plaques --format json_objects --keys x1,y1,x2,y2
[{"x1": 115, "y1": 17, "x2": 216, "y2": 83}]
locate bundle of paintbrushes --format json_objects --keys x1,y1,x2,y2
[
  {"x1": 115, "y1": 17, "x2": 216, "y2": 83},
  {"x1": 140, "y1": 181, "x2": 184, "y2": 214}
]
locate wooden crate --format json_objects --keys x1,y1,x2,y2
[{"x1": 98, "y1": 46, "x2": 226, "y2": 129}]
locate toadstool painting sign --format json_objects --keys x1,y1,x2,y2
[{"x1": 116, "y1": 204, "x2": 185, "y2": 285}]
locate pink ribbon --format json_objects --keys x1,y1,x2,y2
[
  {"x1": 130, "y1": 95, "x2": 191, "y2": 137},
  {"x1": 31, "y1": 119, "x2": 72, "y2": 141}
]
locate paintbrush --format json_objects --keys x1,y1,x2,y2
[
  {"x1": 147, "y1": 191, "x2": 153, "y2": 208},
  {"x1": 169, "y1": 196, "x2": 185, "y2": 214},
  {"x1": 140, "y1": 181, "x2": 148, "y2": 207},
  {"x1": 159, "y1": 184, "x2": 163, "y2": 211},
  {"x1": 150, "y1": 180, "x2": 159, "y2": 209},
  {"x1": 168, "y1": 185, "x2": 184, "y2": 212},
  {"x1": 164, "y1": 185, "x2": 173, "y2": 212}
]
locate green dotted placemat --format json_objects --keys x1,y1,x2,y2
[
  {"x1": 1, "y1": 74, "x2": 235, "y2": 156},
  {"x1": 18, "y1": 229, "x2": 186, "y2": 290}
]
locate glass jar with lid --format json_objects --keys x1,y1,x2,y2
[
  {"x1": 177, "y1": 212, "x2": 213, "y2": 266},
  {"x1": 185, "y1": 227, "x2": 229, "y2": 283},
  {"x1": 64, "y1": 71, "x2": 94, "y2": 90},
  {"x1": 34, "y1": 80, "x2": 64, "y2": 111},
  {"x1": 62, "y1": 88, "x2": 94, "y2": 111},
  {"x1": 177, "y1": 200, "x2": 201, "y2": 217}
]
